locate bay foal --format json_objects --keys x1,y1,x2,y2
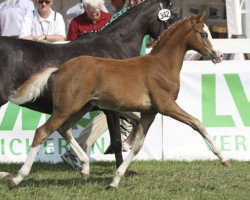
[{"x1": 10, "y1": 11, "x2": 229, "y2": 188}]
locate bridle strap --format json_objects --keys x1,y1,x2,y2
[{"x1": 157, "y1": 3, "x2": 168, "y2": 37}]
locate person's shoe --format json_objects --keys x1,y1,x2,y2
[{"x1": 61, "y1": 151, "x2": 81, "y2": 170}]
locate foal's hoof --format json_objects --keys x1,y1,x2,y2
[
  {"x1": 125, "y1": 170, "x2": 138, "y2": 177},
  {"x1": 81, "y1": 173, "x2": 89, "y2": 181},
  {"x1": 9, "y1": 179, "x2": 17, "y2": 189},
  {"x1": 106, "y1": 185, "x2": 118, "y2": 190},
  {"x1": 0, "y1": 172, "x2": 11, "y2": 180},
  {"x1": 222, "y1": 160, "x2": 230, "y2": 167}
]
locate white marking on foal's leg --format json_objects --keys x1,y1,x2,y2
[
  {"x1": 0, "y1": 172, "x2": 11, "y2": 179},
  {"x1": 69, "y1": 137, "x2": 89, "y2": 180},
  {"x1": 202, "y1": 129, "x2": 230, "y2": 166},
  {"x1": 109, "y1": 125, "x2": 145, "y2": 188},
  {"x1": 11, "y1": 145, "x2": 40, "y2": 187},
  {"x1": 192, "y1": 118, "x2": 229, "y2": 166}
]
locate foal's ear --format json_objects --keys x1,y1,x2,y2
[{"x1": 197, "y1": 10, "x2": 206, "y2": 23}]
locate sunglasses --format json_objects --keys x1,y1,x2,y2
[{"x1": 38, "y1": 0, "x2": 52, "y2": 5}]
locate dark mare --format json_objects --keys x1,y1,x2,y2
[
  {"x1": 10, "y1": 11, "x2": 230, "y2": 188},
  {"x1": 0, "y1": 0, "x2": 175, "y2": 173}
]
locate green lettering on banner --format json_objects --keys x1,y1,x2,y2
[
  {"x1": 26, "y1": 139, "x2": 31, "y2": 154},
  {"x1": 0, "y1": 103, "x2": 97, "y2": 131},
  {"x1": 58, "y1": 138, "x2": 69, "y2": 154},
  {"x1": 220, "y1": 135, "x2": 231, "y2": 151},
  {"x1": 1, "y1": 139, "x2": 4, "y2": 155},
  {"x1": 22, "y1": 107, "x2": 43, "y2": 130},
  {"x1": 44, "y1": 138, "x2": 54, "y2": 154},
  {"x1": 10, "y1": 139, "x2": 22, "y2": 155},
  {"x1": 73, "y1": 111, "x2": 98, "y2": 129},
  {"x1": 0, "y1": 103, "x2": 42, "y2": 130},
  {"x1": 0, "y1": 103, "x2": 21, "y2": 130},
  {"x1": 235, "y1": 135, "x2": 247, "y2": 151},
  {"x1": 224, "y1": 74, "x2": 250, "y2": 127},
  {"x1": 45, "y1": 111, "x2": 98, "y2": 129},
  {"x1": 202, "y1": 74, "x2": 235, "y2": 127},
  {"x1": 92, "y1": 137, "x2": 105, "y2": 154}
]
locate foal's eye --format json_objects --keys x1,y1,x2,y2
[{"x1": 200, "y1": 32, "x2": 208, "y2": 38}]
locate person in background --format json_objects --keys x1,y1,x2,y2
[
  {"x1": 19, "y1": 0, "x2": 66, "y2": 42},
  {"x1": 67, "y1": 0, "x2": 112, "y2": 41},
  {"x1": 0, "y1": 0, "x2": 34, "y2": 37},
  {"x1": 66, "y1": 0, "x2": 109, "y2": 25}
]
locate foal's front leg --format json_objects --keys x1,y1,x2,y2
[
  {"x1": 109, "y1": 113, "x2": 156, "y2": 189},
  {"x1": 163, "y1": 102, "x2": 230, "y2": 166}
]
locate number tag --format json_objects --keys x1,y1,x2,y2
[{"x1": 158, "y1": 9, "x2": 171, "y2": 21}]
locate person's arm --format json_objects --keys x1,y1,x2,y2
[
  {"x1": 45, "y1": 13, "x2": 66, "y2": 42},
  {"x1": 67, "y1": 20, "x2": 79, "y2": 41},
  {"x1": 19, "y1": 11, "x2": 34, "y2": 40},
  {"x1": 26, "y1": 0, "x2": 35, "y2": 12}
]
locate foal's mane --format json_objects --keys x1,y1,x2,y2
[{"x1": 150, "y1": 15, "x2": 196, "y2": 54}]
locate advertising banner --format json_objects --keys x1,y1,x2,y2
[{"x1": 164, "y1": 61, "x2": 250, "y2": 161}]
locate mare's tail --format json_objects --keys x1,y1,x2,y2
[{"x1": 10, "y1": 67, "x2": 58, "y2": 105}]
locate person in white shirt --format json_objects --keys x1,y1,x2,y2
[
  {"x1": 0, "y1": 0, "x2": 34, "y2": 37},
  {"x1": 19, "y1": 0, "x2": 66, "y2": 42}
]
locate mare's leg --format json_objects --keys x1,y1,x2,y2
[
  {"x1": 103, "y1": 110, "x2": 123, "y2": 169},
  {"x1": 109, "y1": 113, "x2": 156, "y2": 189},
  {"x1": 162, "y1": 102, "x2": 230, "y2": 166},
  {"x1": 105, "y1": 112, "x2": 140, "y2": 154}
]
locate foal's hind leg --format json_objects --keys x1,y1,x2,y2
[
  {"x1": 58, "y1": 129, "x2": 90, "y2": 180},
  {"x1": 57, "y1": 106, "x2": 93, "y2": 180},
  {"x1": 109, "y1": 113, "x2": 156, "y2": 189},
  {"x1": 162, "y1": 102, "x2": 230, "y2": 166},
  {"x1": 10, "y1": 114, "x2": 68, "y2": 187}
]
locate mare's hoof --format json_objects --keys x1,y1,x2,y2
[
  {"x1": 125, "y1": 170, "x2": 138, "y2": 177},
  {"x1": 106, "y1": 185, "x2": 118, "y2": 190},
  {"x1": 222, "y1": 160, "x2": 230, "y2": 167},
  {"x1": 104, "y1": 145, "x2": 114, "y2": 154},
  {"x1": 81, "y1": 173, "x2": 89, "y2": 181}
]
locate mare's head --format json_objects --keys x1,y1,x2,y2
[
  {"x1": 145, "y1": 0, "x2": 178, "y2": 40},
  {"x1": 186, "y1": 11, "x2": 221, "y2": 63}
]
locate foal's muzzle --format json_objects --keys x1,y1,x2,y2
[{"x1": 210, "y1": 50, "x2": 223, "y2": 64}]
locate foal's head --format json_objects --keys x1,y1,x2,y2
[{"x1": 187, "y1": 11, "x2": 221, "y2": 63}]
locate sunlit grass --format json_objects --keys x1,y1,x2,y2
[{"x1": 0, "y1": 160, "x2": 249, "y2": 200}]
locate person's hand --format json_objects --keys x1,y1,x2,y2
[{"x1": 33, "y1": 35, "x2": 46, "y2": 41}]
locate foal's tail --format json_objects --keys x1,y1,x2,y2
[{"x1": 10, "y1": 67, "x2": 58, "y2": 105}]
